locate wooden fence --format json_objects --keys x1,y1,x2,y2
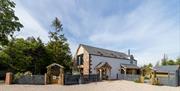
[{"x1": 64, "y1": 74, "x2": 99, "y2": 85}]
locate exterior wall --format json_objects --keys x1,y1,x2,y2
[
  {"x1": 83, "y1": 49, "x2": 90, "y2": 75},
  {"x1": 178, "y1": 70, "x2": 180, "y2": 86},
  {"x1": 90, "y1": 55, "x2": 135, "y2": 79},
  {"x1": 156, "y1": 73, "x2": 177, "y2": 86},
  {"x1": 154, "y1": 71, "x2": 180, "y2": 86},
  {"x1": 75, "y1": 46, "x2": 138, "y2": 78},
  {"x1": 76, "y1": 46, "x2": 90, "y2": 75},
  {"x1": 77, "y1": 46, "x2": 84, "y2": 55}
]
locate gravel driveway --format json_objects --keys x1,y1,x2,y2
[{"x1": 0, "y1": 80, "x2": 179, "y2": 91}]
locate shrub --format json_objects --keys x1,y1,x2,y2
[
  {"x1": 134, "y1": 79, "x2": 141, "y2": 83},
  {"x1": 151, "y1": 77, "x2": 160, "y2": 85},
  {"x1": 13, "y1": 72, "x2": 24, "y2": 83},
  {"x1": 24, "y1": 71, "x2": 32, "y2": 76},
  {"x1": 134, "y1": 77, "x2": 143, "y2": 83}
]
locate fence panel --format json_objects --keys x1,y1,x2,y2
[
  {"x1": 119, "y1": 74, "x2": 140, "y2": 81},
  {"x1": 64, "y1": 74, "x2": 99, "y2": 85},
  {"x1": 64, "y1": 75, "x2": 80, "y2": 85},
  {"x1": 15, "y1": 75, "x2": 44, "y2": 85}
]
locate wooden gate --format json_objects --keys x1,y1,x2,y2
[{"x1": 46, "y1": 63, "x2": 64, "y2": 85}]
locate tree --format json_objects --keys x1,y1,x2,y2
[
  {"x1": 176, "y1": 57, "x2": 180, "y2": 65},
  {"x1": 47, "y1": 17, "x2": 72, "y2": 72},
  {"x1": 142, "y1": 63, "x2": 153, "y2": 77},
  {"x1": 0, "y1": 38, "x2": 32, "y2": 72},
  {"x1": 25, "y1": 37, "x2": 52, "y2": 74},
  {"x1": 0, "y1": 37, "x2": 51, "y2": 74},
  {"x1": 148, "y1": 63, "x2": 153, "y2": 67},
  {"x1": 0, "y1": 0, "x2": 23, "y2": 45},
  {"x1": 166, "y1": 60, "x2": 175, "y2": 65},
  {"x1": 161, "y1": 54, "x2": 168, "y2": 65}
]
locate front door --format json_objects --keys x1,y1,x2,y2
[
  {"x1": 102, "y1": 69, "x2": 108, "y2": 80},
  {"x1": 99, "y1": 68, "x2": 110, "y2": 80}
]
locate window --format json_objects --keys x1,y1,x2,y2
[{"x1": 77, "y1": 54, "x2": 84, "y2": 65}]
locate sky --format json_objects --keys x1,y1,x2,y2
[{"x1": 13, "y1": 0, "x2": 180, "y2": 66}]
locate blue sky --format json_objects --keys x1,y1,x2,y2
[{"x1": 13, "y1": 0, "x2": 180, "y2": 66}]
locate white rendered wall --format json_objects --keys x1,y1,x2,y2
[{"x1": 91, "y1": 55, "x2": 135, "y2": 79}]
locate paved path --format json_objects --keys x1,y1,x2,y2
[{"x1": 0, "y1": 80, "x2": 179, "y2": 91}]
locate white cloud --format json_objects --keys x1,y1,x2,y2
[
  {"x1": 14, "y1": 1, "x2": 49, "y2": 43},
  {"x1": 88, "y1": 0, "x2": 180, "y2": 65},
  {"x1": 12, "y1": 0, "x2": 180, "y2": 66}
]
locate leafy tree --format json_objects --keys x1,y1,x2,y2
[
  {"x1": 176, "y1": 57, "x2": 180, "y2": 65},
  {"x1": 0, "y1": 38, "x2": 32, "y2": 72},
  {"x1": 0, "y1": 37, "x2": 51, "y2": 74},
  {"x1": 25, "y1": 37, "x2": 52, "y2": 74},
  {"x1": 166, "y1": 60, "x2": 175, "y2": 65},
  {"x1": 148, "y1": 63, "x2": 153, "y2": 67},
  {"x1": 47, "y1": 17, "x2": 72, "y2": 72},
  {"x1": 0, "y1": 16, "x2": 72, "y2": 74},
  {"x1": 142, "y1": 63, "x2": 153, "y2": 77},
  {"x1": 0, "y1": 0, "x2": 23, "y2": 45},
  {"x1": 161, "y1": 54, "x2": 168, "y2": 65}
]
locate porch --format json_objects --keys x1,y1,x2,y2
[{"x1": 119, "y1": 64, "x2": 141, "y2": 81}]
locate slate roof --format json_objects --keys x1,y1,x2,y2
[
  {"x1": 80, "y1": 44, "x2": 129, "y2": 59},
  {"x1": 153, "y1": 65, "x2": 180, "y2": 73},
  {"x1": 121, "y1": 64, "x2": 140, "y2": 69}
]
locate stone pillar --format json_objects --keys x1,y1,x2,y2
[
  {"x1": 58, "y1": 75, "x2": 61, "y2": 84},
  {"x1": 99, "y1": 69, "x2": 102, "y2": 80},
  {"x1": 44, "y1": 73, "x2": 47, "y2": 85},
  {"x1": 58, "y1": 69, "x2": 64, "y2": 85},
  {"x1": 125, "y1": 69, "x2": 127, "y2": 76},
  {"x1": 5, "y1": 72, "x2": 13, "y2": 85},
  {"x1": 61, "y1": 73, "x2": 64, "y2": 85}
]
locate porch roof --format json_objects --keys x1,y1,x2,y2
[
  {"x1": 121, "y1": 64, "x2": 140, "y2": 69},
  {"x1": 95, "y1": 62, "x2": 112, "y2": 69}
]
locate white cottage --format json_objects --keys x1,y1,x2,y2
[{"x1": 74, "y1": 44, "x2": 140, "y2": 80}]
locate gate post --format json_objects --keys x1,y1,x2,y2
[
  {"x1": 5, "y1": 72, "x2": 13, "y2": 85},
  {"x1": 44, "y1": 73, "x2": 47, "y2": 85},
  {"x1": 61, "y1": 72, "x2": 64, "y2": 85}
]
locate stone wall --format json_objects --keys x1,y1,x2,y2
[
  {"x1": 15, "y1": 75, "x2": 45, "y2": 85},
  {"x1": 83, "y1": 49, "x2": 90, "y2": 75}
]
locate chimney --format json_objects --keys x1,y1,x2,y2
[{"x1": 128, "y1": 49, "x2": 130, "y2": 56}]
